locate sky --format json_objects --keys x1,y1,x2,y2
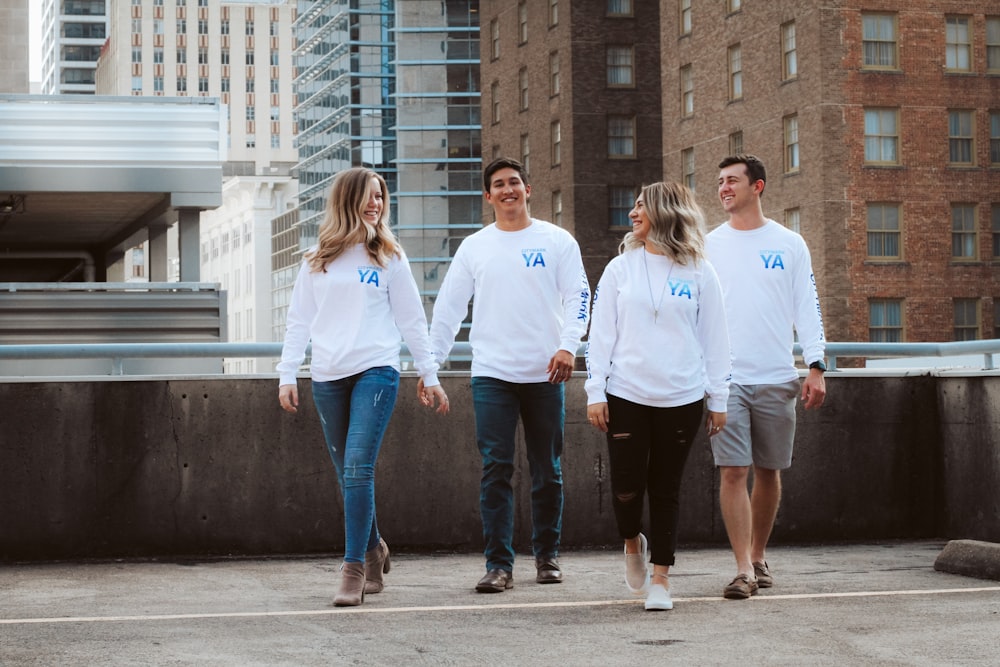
[{"x1": 29, "y1": 1, "x2": 41, "y2": 82}]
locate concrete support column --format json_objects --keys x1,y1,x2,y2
[
  {"x1": 177, "y1": 209, "x2": 201, "y2": 282},
  {"x1": 148, "y1": 223, "x2": 170, "y2": 282},
  {"x1": 106, "y1": 251, "x2": 125, "y2": 282}
]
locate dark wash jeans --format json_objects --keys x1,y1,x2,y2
[
  {"x1": 312, "y1": 366, "x2": 399, "y2": 563},
  {"x1": 605, "y1": 395, "x2": 703, "y2": 567},
  {"x1": 471, "y1": 376, "x2": 565, "y2": 573}
]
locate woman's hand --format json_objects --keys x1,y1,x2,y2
[
  {"x1": 706, "y1": 410, "x2": 726, "y2": 436},
  {"x1": 587, "y1": 402, "x2": 609, "y2": 433},
  {"x1": 417, "y1": 378, "x2": 449, "y2": 415},
  {"x1": 278, "y1": 383, "x2": 298, "y2": 414}
]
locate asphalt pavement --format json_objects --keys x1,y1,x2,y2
[{"x1": 2, "y1": 541, "x2": 999, "y2": 666}]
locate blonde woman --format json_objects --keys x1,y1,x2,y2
[
  {"x1": 278, "y1": 167, "x2": 448, "y2": 606},
  {"x1": 585, "y1": 181, "x2": 730, "y2": 611}
]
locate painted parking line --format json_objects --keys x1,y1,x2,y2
[{"x1": 2, "y1": 586, "x2": 998, "y2": 626}]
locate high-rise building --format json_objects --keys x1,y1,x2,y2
[
  {"x1": 0, "y1": 0, "x2": 31, "y2": 93},
  {"x1": 483, "y1": 0, "x2": 1000, "y2": 344},
  {"x1": 98, "y1": 0, "x2": 299, "y2": 373},
  {"x1": 478, "y1": 0, "x2": 664, "y2": 294},
  {"x1": 274, "y1": 0, "x2": 482, "y2": 341},
  {"x1": 39, "y1": 0, "x2": 108, "y2": 95}
]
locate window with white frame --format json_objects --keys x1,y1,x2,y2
[
  {"x1": 520, "y1": 133, "x2": 530, "y2": 175},
  {"x1": 552, "y1": 191, "x2": 562, "y2": 227},
  {"x1": 518, "y1": 2, "x2": 527, "y2": 44},
  {"x1": 681, "y1": 148, "x2": 694, "y2": 190},
  {"x1": 518, "y1": 67, "x2": 528, "y2": 110},
  {"x1": 945, "y1": 16, "x2": 971, "y2": 71},
  {"x1": 728, "y1": 44, "x2": 742, "y2": 100},
  {"x1": 490, "y1": 19, "x2": 499, "y2": 60},
  {"x1": 785, "y1": 207, "x2": 801, "y2": 233},
  {"x1": 549, "y1": 0, "x2": 558, "y2": 27},
  {"x1": 680, "y1": 0, "x2": 691, "y2": 36},
  {"x1": 608, "y1": 115, "x2": 635, "y2": 158},
  {"x1": 549, "y1": 51, "x2": 560, "y2": 95},
  {"x1": 948, "y1": 110, "x2": 974, "y2": 165},
  {"x1": 867, "y1": 203, "x2": 901, "y2": 259},
  {"x1": 680, "y1": 64, "x2": 693, "y2": 117},
  {"x1": 952, "y1": 204, "x2": 977, "y2": 260},
  {"x1": 551, "y1": 120, "x2": 561, "y2": 165},
  {"x1": 784, "y1": 115, "x2": 800, "y2": 173},
  {"x1": 864, "y1": 108, "x2": 899, "y2": 164},
  {"x1": 491, "y1": 81, "x2": 500, "y2": 123},
  {"x1": 607, "y1": 46, "x2": 634, "y2": 87},
  {"x1": 782, "y1": 22, "x2": 797, "y2": 80},
  {"x1": 729, "y1": 131, "x2": 743, "y2": 156}
]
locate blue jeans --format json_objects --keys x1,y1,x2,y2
[
  {"x1": 471, "y1": 376, "x2": 565, "y2": 572},
  {"x1": 311, "y1": 367, "x2": 399, "y2": 563}
]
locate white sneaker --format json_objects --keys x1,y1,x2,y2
[
  {"x1": 624, "y1": 533, "x2": 650, "y2": 593},
  {"x1": 644, "y1": 583, "x2": 673, "y2": 611}
]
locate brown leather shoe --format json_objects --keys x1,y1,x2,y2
[
  {"x1": 364, "y1": 537, "x2": 391, "y2": 594},
  {"x1": 475, "y1": 568, "x2": 513, "y2": 593},
  {"x1": 334, "y1": 562, "x2": 366, "y2": 606},
  {"x1": 752, "y1": 560, "x2": 773, "y2": 588},
  {"x1": 723, "y1": 573, "x2": 759, "y2": 600},
  {"x1": 535, "y1": 558, "x2": 563, "y2": 584}
]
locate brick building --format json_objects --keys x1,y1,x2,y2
[
  {"x1": 482, "y1": 0, "x2": 1000, "y2": 343},
  {"x1": 479, "y1": 0, "x2": 664, "y2": 291}
]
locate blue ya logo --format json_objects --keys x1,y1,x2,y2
[
  {"x1": 521, "y1": 251, "x2": 546, "y2": 267},
  {"x1": 760, "y1": 252, "x2": 785, "y2": 270},
  {"x1": 669, "y1": 280, "x2": 693, "y2": 299},
  {"x1": 357, "y1": 268, "x2": 381, "y2": 286}
]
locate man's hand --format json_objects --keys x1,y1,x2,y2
[
  {"x1": 802, "y1": 369, "x2": 826, "y2": 410},
  {"x1": 547, "y1": 349, "x2": 576, "y2": 384}
]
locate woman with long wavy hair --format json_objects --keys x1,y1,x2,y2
[
  {"x1": 278, "y1": 167, "x2": 448, "y2": 606},
  {"x1": 585, "y1": 181, "x2": 731, "y2": 611}
]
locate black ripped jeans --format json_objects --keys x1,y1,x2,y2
[{"x1": 605, "y1": 395, "x2": 703, "y2": 566}]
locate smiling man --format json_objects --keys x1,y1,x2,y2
[
  {"x1": 705, "y1": 154, "x2": 827, "y2": 601},
  {"x1": 425, "y1": 157, "x2": 591, "y2": 593}
]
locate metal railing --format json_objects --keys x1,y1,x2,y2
[{"x1": 0, "y1": 340, "x2": 998, "y2": 376}]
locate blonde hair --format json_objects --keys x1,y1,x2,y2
[
  {"x1": 620, "y1": 181, "x2": 706, "y2": 265},
  {"x1": 305, "y1": 167, "x2": 399, "y2": 272}
]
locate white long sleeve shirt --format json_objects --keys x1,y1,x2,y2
[
  {"x1": 429, "y1": 219, "x2": 591, "y2": 383},
  {"x1": 277, "y1": 243, "x2": 440, "y2": 388},
  {"x1": 585, "y1": 248, "x2": 731, "y2": 413},
  {"x1": 705, "y1": 219, "x2": 825, "y2": 385}
]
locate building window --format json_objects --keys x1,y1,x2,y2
[
  {"x1": 728, "y1": 0, "x2": 741, "y2": 12},
  {"x1": 520, "y1": 133, "x2": 530, "y2": 175},
  {"x1": 177, "y1": 77, "x2": 187, "y2": 93},
  {"x1": 246, "y1": 134, "x2": 256, "y2": 148},
  {"x1": 221, "y1": 232, "x2": 230, "y2": 255},
  {"x1": 518, "y1": 67, "x2": 528, "y2": 110},
  {"x1": 490, "y1": 19, "x2": 499, "y2": 60},
  {"x1": 948, "y1": 110, "x2": 975, "y2": 165},
  {"x1": 862, "y1": 13, "x2": 897, "y2": 69},
  {"x1": 154, "y1": 76, "x2": 164, "y2": 92},
  {"x1": 549, "y1": 51, "x2": 560, "y2": 96},
  {"x1": 869, "y1": 299, "x2": 903, "y2": 342},
  {"x1": 607, "y1": 0, "x2": 632, "y2": 17},
  {"x1": 198, "y1": 77, "x2": 208, "y2": 93},
  {"x1": 246, "y1": 20, "x2": 254, "y2": 36},
  {"x1": 490, "y1": 81, "x2": 500, "y2": 123},
  {"x1": 785, "y1": 207, "x2": 801, "y2": 233},
  {"x1": 680, "y1": 65, "x2": 693, "y2": 117},
  {"x1": 246, "y1": 52, "x2": 254, "y2": 65},
  {"x1": 782, "y1": 22, "x2": 797, "y2": 80},
  {"x1": 270, "y1": 79, "x2": 279, "y2": 94},
  {"x1": 990, "y1": 111, "x2": 1000, "y2": 165},
  {"x1": 198, "y1": 47, "x2": 208, "y2": 64},
  {"x1": 246, "y1": 79, "x2": 254, "y2": 92},
  {"x1": 221, "y1": 19, "x2": 229, "y2": 35},
  {"x1": 221, "y1": 48, "x2": 229, "y2": 65},
  {"x1": 132, "y1": 47, "x2": 142, "y2": 63},
  {"x1": 551, "y1": 120, "x2": 561, "y2": 165},
  {"x1": 607, "y1": 46, "x2": 634, "y2": 87},
  {"x1": 729, "y1": 131, "x2": 743, "y2": 156},
  {"x1": 608, "y1": 115, "x2": 635, "y2": 159},
  {"x1": 952, "y1": 204, "x2": 977, "y2": 260},
  {"x1": 246, "y1": 106, "x2": 255, "y2": 121},
  {"x1": 552, "y1": 191, "x2": 562, "y2": 227},
  {"x1": 954, "y1": 299, "x2": 980, "y2": 341},
  {"x1": 173, "y1": 19, "x2": 183, "y2": 34},
  {"x1": 153, "y1": 47, "x2": 164, "y2": 64},
  {"x1": 131, "y1": 76, "x2": 142, "y2": 93},
  {"x1": 270, "y1": 106, "x2": 280, "y2": 122},
  {"x1": 211, "y1": 237, "x2": 219, "y2": 259},
  {"x1": 680, "y1": 0, "x2": 691, "y2": 36},
  {"x1": 270, "y1": 52, "x2": 279, "y2": 67},
  {"x1": 549, "y1": 0, "x2": 558, "y2": 27},
  {"x1": 945, "y1": 16, "x2": 971, "y2": 72},
  {"x1": 681, "y1": 148, "x2": 694, "y2": 190},
  {"x1": 784, "y1": 114, "x2": 800, "y2": 173},
  {"x1": 864, "y1": 108, "x2": 899, "y2": 164},
  {"x1": 867, "y1": 204, "x2": 901, "y2": 259},
  {"x1": 992, "y1": 205, "x2": 1000, "y2": 259},
  {"x1": 177, "y1": 48, "x2": 187, "y2": 64},
  {"x1": 221, "y1": 78, "x2": 230, "y2": 92},
  {"x1": 271, "y1": 134, "x2": 280, "y2": 149},
  {"x1": 609, "y1": 186, "x2": 636, "y2": 227},
  {"x1": 198, "y1": 19, "x2": 208, "y2": 35},
  {"x1": 728, "y1": 44, "x2": 742, "y2": 101},
  {"x1": 518, "y1": 1, "x2": 527, "y2": 44},
  {"x1": 988, "y1": 17, "x2": 1000, "y2": 72}
]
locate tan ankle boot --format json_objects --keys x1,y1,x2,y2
[
  {"x1": 364, "y1": 538, "x2": 391, "y2": 594},
  {"x1": 334, "y1": 562, "x2": 366, "y2": 606}
]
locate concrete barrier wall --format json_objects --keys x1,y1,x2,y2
[{"x1": 1, "y1": 373, "x2": 997, "y2": 561}]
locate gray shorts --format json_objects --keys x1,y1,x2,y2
[{"x1": 711, "y1": 380, "x2": 799, "y2": 470}]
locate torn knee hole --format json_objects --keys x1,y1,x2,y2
[
  {"x1": 616, "y1": 491, "x2": 638, "y2": 503},
  {"x1": 611, "y1": 432, "x2": 631, "y2": 440}
]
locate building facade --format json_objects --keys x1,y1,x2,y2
[
  {"x1": 662, "y1": 0, "x2": 1000, "y2": 343},
  {"x1": 274, "y1": 0, "x2": 482, "y2": 343},
  {"x1": 40, "y1": 0, "x2": 108, "y2": 94},
  {"x1": 0, "y1": 0, "x2": 31, "y2": 93},
  {"x1": 478, "y1": 0, "x2": 663, "y2": 294}
]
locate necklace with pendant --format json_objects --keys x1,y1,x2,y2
[{"x1": 642, "y1": 247, "x2": 673, "y2": 322}]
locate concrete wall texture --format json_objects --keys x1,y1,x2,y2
[{"x1": 1, "y1": 373, "x2": 998, "y2": 562}]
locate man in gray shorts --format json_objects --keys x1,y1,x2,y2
[{"x1": 705, "y1": 155, "x2": 827, "y2": 600}]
